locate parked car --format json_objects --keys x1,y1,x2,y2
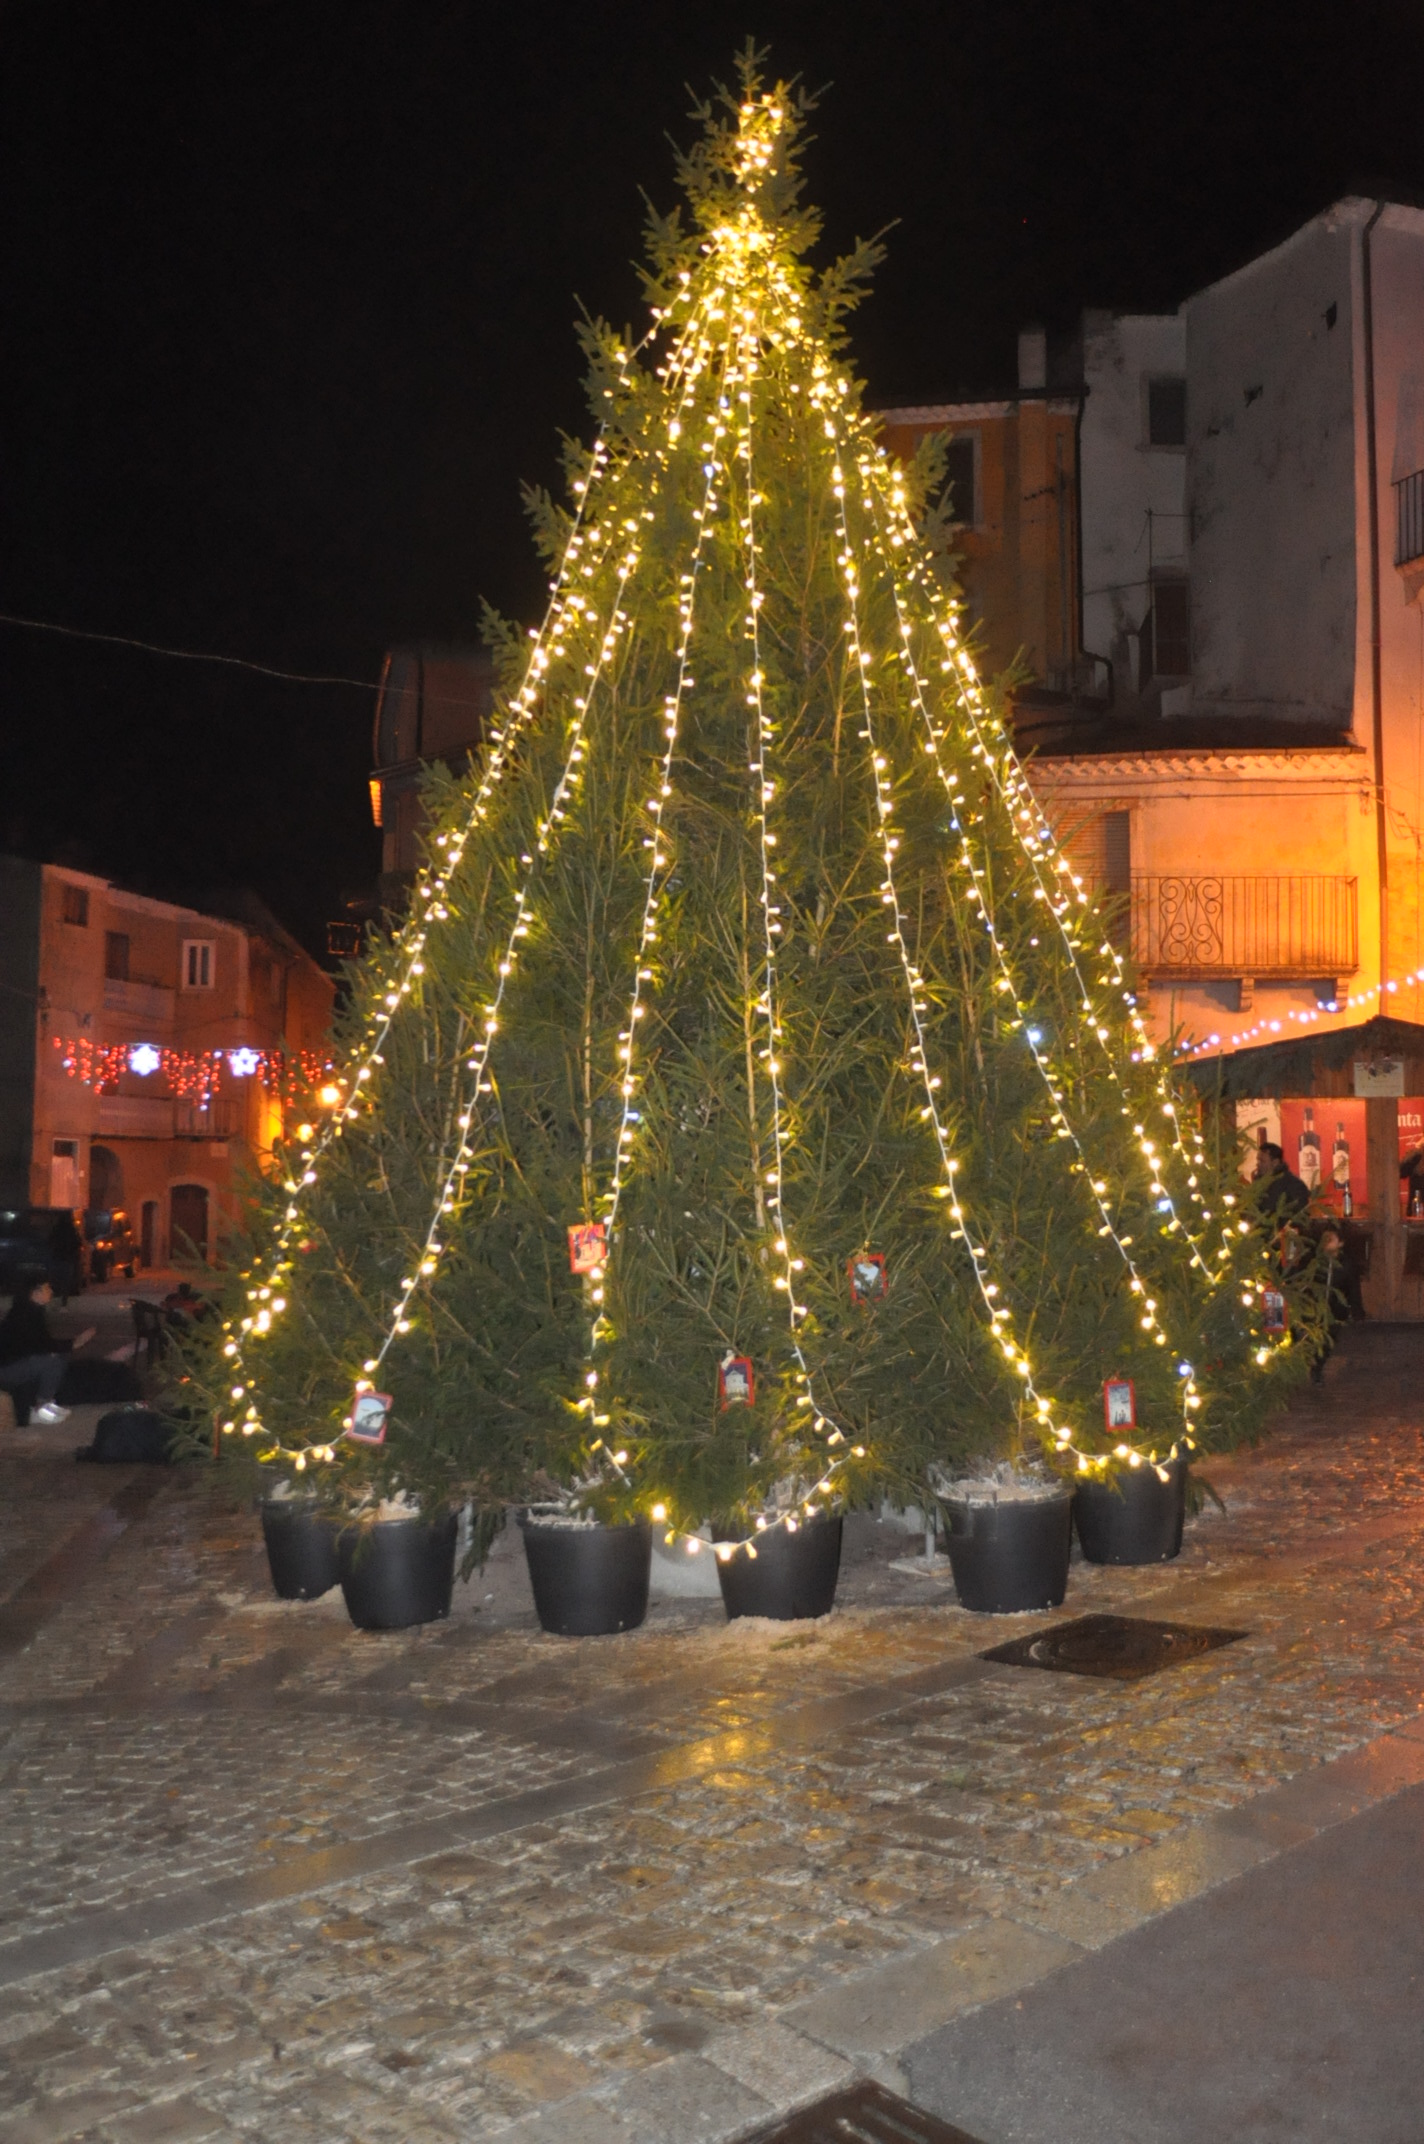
[
  {"x1": 0, "y1": 1207, "x2": 86, "y2": 1298},
  {"x1": 84, "y1": 1208, "x2": 137, "y2": 1282}
]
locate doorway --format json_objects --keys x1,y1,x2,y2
[
  {"x1": 50, "y1": 1140, "x2": 80, "y2": 1208},
  {"x1": 169, "y1": 1183, "x2": 209, "y2": 1263},
  {"x1": 140, "y1": 1200, "x2": 159, "y2": 1269},
  {"x1": 89, "y1": 1145, "x2": 124, "y2": 1213}
]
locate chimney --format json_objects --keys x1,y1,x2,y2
[{"x1": 1017, "y1": 325, "x2": 1047, "y2": 393}]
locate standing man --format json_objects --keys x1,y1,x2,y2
[
  {"x1": 0, "y1": 1279, "x2": 93, "y2": 1425},
  {"x1": 1254, "y1": 1140, "x2": 1311, "y2": 1219}
]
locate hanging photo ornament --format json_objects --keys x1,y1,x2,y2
[
  {"x1": 1103, "y1": 1376, "x2": 1137, "y2": 1432},
  {"x1": 719, "y1": 1352, "x2": 755, "y2": 1409},
  {"x1": 1262, "y1": 1286, "x2": 1288, "y2": 1336},
  {"x1": 848, "y1": 1251, "x2": 887, "y2": 1304},
  {"x1": 567, "y1": 1221, "x2": 608, "y2": 1275},
  {"x1": 346, "y1": 1388, "x2": 392, "y2": 1445}
]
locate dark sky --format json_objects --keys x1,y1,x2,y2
[{"x1": 3, "y1": 0, "x2": 1423, "y2": 953}]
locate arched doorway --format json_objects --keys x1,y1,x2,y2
[
  {"x1": 169, "y1": 1183, "x2": 209, "y2": 1264},
  {"x1": 89, "y1": 1145, "x2": 124, "y2": 1212}
]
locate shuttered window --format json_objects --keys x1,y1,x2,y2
[{"x1": 1060, "y1": 809, "x2": 1131, "y2": 895}]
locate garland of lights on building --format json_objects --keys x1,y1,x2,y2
[
  {"x1": 52, "y1": 1036, "x2": 334, "y2": 1103},
  {"x1": 1177, "y1": 968, "x2": 1424, "y2": 1058},
  {"x1": 214, "y1": 88, "x2": 1295, "y2": 1520}
]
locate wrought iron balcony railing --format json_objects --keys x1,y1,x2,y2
[{"x1": 1130, "y1": 875, "x2": 1358, "y2": 978}]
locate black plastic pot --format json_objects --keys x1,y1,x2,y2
[
  {"x1": 714, "y1": 1514, "x2": 843, "y2": 1622},
  {"x1": 520, "y1": 1516, "x2": 651, "y2": 1637},
  {"x1": 338, "y1": 1512, "x2": 458, "y2": 1630},
  {"x1": 944, "y1": 1490, "x2": 1072, "y2": 1613},
  {"x1": 1075, "y1": 1458, "x2": 1187, "y2": 1566},
  {"x1": 261, "y1": 1498, "x2": 341, "y2": 1600}
]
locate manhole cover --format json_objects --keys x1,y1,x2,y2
[
  {"x1": 749, "y1": 2078, "x2": 987, "y2": 2143},
  {"x1": 980, "y1": 1611, "x2": 1247, "y2": 1681}
]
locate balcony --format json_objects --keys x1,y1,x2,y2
[
  {"x1": 1130, "y1": 875, "x2": 1358, "y2": 981},
  {"x1": 96, "y1": 1095, "x2": 175, "y2": 1139},
  {"x1": 102, "y1": 977, "x2": 174, "y2": 1025},
  {"x1": 174, "y1": 1099, "x2": 240, "y2": 1139}
]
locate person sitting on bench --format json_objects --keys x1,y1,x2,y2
[{"x1": 0, "y1": 1279, "x2": 94, "y2": 1425}]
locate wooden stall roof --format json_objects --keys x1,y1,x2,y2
[{"x1": 1183, "y1": 1016, "x2": 1424, "y2": 1101}]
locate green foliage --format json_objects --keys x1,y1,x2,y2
[{"x1": 193, "y1": 53, "x2": 1323, "y2": 1529}]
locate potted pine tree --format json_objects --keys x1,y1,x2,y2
[{"x1": 190, "y1": 57, "x2": 1324, "y2": 1641}]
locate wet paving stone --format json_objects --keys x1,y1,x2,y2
[{"x1": 0, "y1": 1333, "x2": 1422, "y2": 2137}]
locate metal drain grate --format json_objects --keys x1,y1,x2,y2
[
  {"x1": 748, "y1": 2078, "x2": 988, "y2": 2143},
  {"x1": 981, "y1": 1610, "x2": 1247, "y2": 1682}
]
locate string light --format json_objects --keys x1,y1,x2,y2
[
  {"x1": 222, "y1": 286, "x2": 730, "y2": 1458},
  {"x1": 228, "y1": 84, "x2": 1295, "y2": 1486},
  {"x1": 734, "y1": 294, "x2": 857, "y2": 1529},
  {"x1": 1175, "y1": 965, "x2": 1424, "y2": 1057},
  {"x1": 816, "y1": 420, "x2": 1210, "y2": 1446},
  {"x1": 573, "y1": 315, "x2": 734, "y2": 1428},
  {"x1": 861, "y1": 463, "x2": 1223, "y2": 1272},
  {"x1": 850, "y1": 445, "x2": 1284, "y2": 1380},
  {"x1": 572, "y1": 100, "x2": 859, "y2": 1549},
  {"x1": 824, "y1": 395, "x2": 1117, "y2": 1469}
]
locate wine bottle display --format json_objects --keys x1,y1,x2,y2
[
  {"x1": 1298, "y1": 1106, "x2": 1321, "y2": 1190},
  {"x1": 1332, "y1": 1121, "x2": 1350, "y2": 1192}
]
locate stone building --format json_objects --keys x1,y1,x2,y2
[
  {"x1": 876, "y1": 328, "x2": 1083, "y2": 695},
  {"x1": 0, "y1": 858, "x2": 334, "y2": 1267},
  {"x1": 369, "y1": 645, "x2": 492, "y2": 896},
  {"x1": 882, "y1": 196, "x2": 1424, "y2": 1310}
]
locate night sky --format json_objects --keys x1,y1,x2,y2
[{"x1": 3, "y1": 1, "x2": 1423, "y2": 955}]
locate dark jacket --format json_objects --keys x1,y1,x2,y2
[
  {"x1": 1258, "y1": 1165, "x2": 1310, "y2": 1218},
  {"x1": 0, "y1": 1296, "x2": 54, "y2": 1367}
]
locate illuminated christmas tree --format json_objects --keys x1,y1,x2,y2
[{"x1": 206, "y1": 59, "x2": 1319, "y2": 1533}]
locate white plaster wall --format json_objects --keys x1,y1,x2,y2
[
  {"x1": 1079, "y1": 311, "x2": 1186, "y2": 707},
  {"x1": 1186, "y1": 206, "x2": 1361, "y2": 727},
  {"x1": 33, "y1": 868, "x2": 104, "y2": 1205},
  {"x1": 1027, "y1": 750, "x2": 1377, "y2": 1051},
  {"x1": 1367, "y1": 208, "x2": 1424, "y2": 994}
]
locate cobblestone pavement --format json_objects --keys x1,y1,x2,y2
[{"x1": 0, "y1": 1326, "x2": 1422, "y2": 2143}]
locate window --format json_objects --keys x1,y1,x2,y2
[
  {"x1": 1062, "y1": 809, "x2": 1132, "y2": 895},
  {"x1": 61, "y1": 884, "x2": 89, "y2": 927},
  {"x1": 1141, "y1": 580, "x2": 1191, "y2": 682},
  {"x1": 1060, "y1": 810, "x2": 1132, "y2": 950},
  {"x1": 104, "y1": 931, "x2": 130, "y2": 982},
  {"x1": 1147, "y1": 376, "x2": 1187, "y2": 448},
  {"x1": 943, "y1": 435, "x2": 977, "y2": 527},
  {"x1": 181, "y1": 939, "x2": 214, "y2": 990},
  {"x1": 1102, "y1": 810, "x2": 1132, "y2": 896},
  {"x1": 1396, "y1": 469, "x2": 1424, "y2": 567}
]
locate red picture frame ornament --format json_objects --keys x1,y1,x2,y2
[
  {"x1": 347, "y1": 1389, "x2": 392, "y2": 1445},
  {"x1": 567, "y1": 1222, "x2": 608, "y2": 1275},
  {"x1": 847, "y1": 1252, "x2": 887, "y2": 1304},
  {"x1": 719, "y1": 1353, "x2": 755, "y2": 1408},
  {"x1": 1262, "y1": 1286, "x2": 1288, "y2": 1335},
  {"x1": 1103, "y1": 1376, "x2": 1136, "y2": 1433}
]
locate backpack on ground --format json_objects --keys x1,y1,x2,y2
[{"x1": 75, "y1": 1406, "x2": 172, "y2": 1463}]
